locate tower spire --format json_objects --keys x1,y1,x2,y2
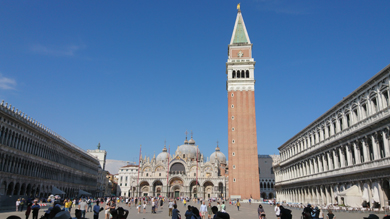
[{"x1": 230, "y1": 5, "x2": 251, "y2": 45}]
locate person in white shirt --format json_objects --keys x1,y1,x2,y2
[
  {"x1": 168, "y1": 199, "x2": 174, "y2": 216},
  {"x1": 274, "y1": 203, "x2": 281, "y2": 219},
  {"x1": 200, "y1": 201, "x2": 207, "y2": 219}
]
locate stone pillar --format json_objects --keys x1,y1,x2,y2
[
  {"x1": 353, "y1": 141, "x2": 361, "y2": 164},
  {"x1": 346, "y1": 144, "x2": 352, "y2": 166},
  {"x1": 322, "y1": 154, "x2": 328, "y2": 171},
  {"x1": 378, "y1": 179, "x2": 385, "y2": 208},
  {"x1": 332, "y1": 150, "x2": 339, "y2": 169},
  {"x1": 327, "y1": 152, "x2": 333, "y2": 170},
  {"x1": 318, "y1": 156, "x2": 323, "y2": 173},
  {"x1": 383, "y1": 129, "x2": 390, "y2": 157},
  {"x1": 361, "y1": 138, "x2": 369, "y2": 162},
  {"x1": 372, "y1": 134, "x2": 381, "y2": 160},
  {"x1": 339, "y1": 147, "x2": 345, "y2": 168}
]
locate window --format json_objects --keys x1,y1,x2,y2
[
  {"x1": 346, "y1": 114, "x2": 350, "y2": 128},
  {"x1": 233, "y1": 178, "x2": 236, "y2": 182},
  {"x1": 241, "y1": 70, "x2": 245, "y2": 78},
  {"x1": 232, "y1": 71, "x2": 236, "y2": 78},
  {"x1": 159, "y1": 173, "x2": 161, "y2": 176},
  {"x1": 237, "y1": 71, "x2": 240, "y2": 78},
  {"x1": 126, "y1": 169, "x2": 128, "y2": 171},
  {"x1": 231, "y1": 116, "x2": 234, "y2": 120},
  {"x1": 183, "y1": 154, "x2": 186, "y2": 158},
  {"x1": 231, "y1": 93, "x2": 234, "y2": 97},
  {"x1": 232, "y1": 139, "x2": 235, "y2": 143},
  {"x1": 125, "y1": 183, "x2": 127, "y2": 186},
  {"x1": 146, "y1": 173, "x2": 148, "y2": 176},
  {"x1": 339, "y1": 119, "x2": 343, "y2": 131},
  {"x1": 233, "y1": 165, "x2": 236, "y2": 169},
  {"x1": 246, "y1": 70, "x2": 249, "y2": 78},
  {"x1": 232, "y1": 127, "x2": 235, "y2": 131},
  {"x1": 194, "y1": 173, "x2": 196, "y2": 176},
  {"x1": 232, "y1": 152, "x2": 235, "y2": 156},
  {"x1": 231, "y1": 104, "x2": 234, "y2": 108},
  {"x1": 120, "y1": 183, "x2": 122, "y2": 186},
  {"x1": 125, "y1": 176, "x2": 128, "y2": 181}
]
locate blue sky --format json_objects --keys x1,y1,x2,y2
[{"x1": 1, "y1": 1, "x2": 390, "y2": 163}]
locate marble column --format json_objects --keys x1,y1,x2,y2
[
  {"x1": 372, "y1": 134, "x2": 381, "y2": 160},
  {"x1": 346, "y1": 144, "x2": 352, "y2": 166},
  {"x1": 327, "y1": 152, "x2": 333, "y2": 170},
  {"x1": 383, "y1": 129, "x2": 390, "y2": 157},
  {"x1": 339, "y1": 147, "x2": 346, "y2": 168},
  {"x1": 322, "y1": 154, "x2": 328, "y2": 171},
  {"x1": 333, "y1": 150, "x2": 339, "y2": 169},
  {"x1": 353, "y1": 141, "x2": 361, "y2": 164}
]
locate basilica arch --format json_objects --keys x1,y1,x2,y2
[
  {"x1": 203, "y1": 181, "x2": 214, "y2": 199},
  {"x1": 153, "y1": 180, "x2": 163, "y2": 197},
  {"x1": 169, "y1": 177, "x2": 184, "y2": 198},
  {"x1": 139, "y1": 181, "x2": 150, "y2": 197}
]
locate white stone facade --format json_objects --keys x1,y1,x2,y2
[
  {"x1": 0, "y1": 101, "x2": 101, "y2": 201},
  {"x1": 274, "y1": 64, "x2": 390, "y2": 208},
  {"x1": 116, "y1": 164, "x2": 138, "y2": 197},
  {"x1": 135, "y1": 136, "x2": 227, "y2": 198}
]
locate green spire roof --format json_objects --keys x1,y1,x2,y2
[{"x1": 233, "y1": 17, "x2": 248, "y2": 44}]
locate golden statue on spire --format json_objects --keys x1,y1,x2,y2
[{"x1": 237, "y1": 3, "x2": 241, "y2": 11}]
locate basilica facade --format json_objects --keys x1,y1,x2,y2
[{"x1": 135, "y1": 136, "x2": 227, "y2": 199}]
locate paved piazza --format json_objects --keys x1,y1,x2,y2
[{"x1": 1, "y1": 202, "x2": 389, "y2": 219}]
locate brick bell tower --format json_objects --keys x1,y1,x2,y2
[{"x1": 226, "y1": 4, "x2": 260, "y2": 200}]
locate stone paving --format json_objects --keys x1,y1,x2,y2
[{"x1": 1, "y1": 201, "x2": 389, "y2": 219}]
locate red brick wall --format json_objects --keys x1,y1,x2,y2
[{"x1": 228, "y1": 90, "x2": 260, "y2": 199}]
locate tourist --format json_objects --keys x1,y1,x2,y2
[
  {"x1": 20, "y1": 198, "x2": 26, "y2": 212},
  {"x1": 137, "y1": 201, "x2": 141, "y2": 214},
  {"x1": 160, "y1": 198, "x2": 164, "y2": 209},
  {"x1": 25, "y1": 203, "x2": 32, "y2": 219},
  {"x1": 191, "y1": 207, "x2": 201, "y2": 219},
  {"x1": 143, "y1": 201, "x2": 146, "y2": 213},
  {"x1": 274, "y1": 203, "x2": 281, "y2": 219},
  {"x1": 221, "y1": 201, "x2": 226, "y2": 213},
  {"x1": 318, "y1": 207, "x2": 324, "y2": 219},
  {"x1": 211, "y1": 206, "x2": 229, "y2": 219},
  {"x1": 184, "y1": 198, "x2": 187, "y2": 207},
  {"x1": 248, "y1": 198, "x2": 251, "y2": 205},
  {"x1": 172, "y1": 204, "x2": 180, "y2": 219},
  {"x1": 68, "y1": 199, "x2": 73, "y2": 213},
  {"x1": 185, "y1": 205, "x2": 193, "y2": 219},
  {"x1": 200, "y1": 201, "x2": 207, "y2": 219},
  {"x1": 363, "y1": 214, "x2": 379, "y2": 219},
  {"x1": 31, "y1": 200, "x2": 40, "y2": 219},
  {"x1": 279, "y1": 205, "x2": 292, "y2": 219},
  {"x1": 78, "y1": 199, "x2": 87, "y2": 218},
  {"x1": 104, "y1": 201, "x2": 110, "y2": 219},
  {"x1": 326, "y1": 209, "x2": 335, "y2": 219},
  {"x1": 87, "y1": 198, "x2": 92, "y2": 212},
  {"x1": 207, "y1": 203, "x2": 212, "y2": 219},
  {"x1": 236, "y1": 200, "x2": 240, "y2": 211},
  {"x1": 217, "y1": 202, "x2": 221, "y2": 212},
  {"x1": 93, "y1": 201, "x2": 104, "y2": 219},
  {"x1": 117, "y1": 207, "x2": 129, "y2": 219},
  {"x1": 302, "y1": 204, "x2": 312, "y2": 219},
  {"x1": 16, "y1": 199, "x2": 21, "y2": 212},
  {"x1": 169, "y1": 199, "x2": 174, "y2": 216},
  {"x1": 73, "y1": 209, "x2": 82, "y2": 219},
  {"x1": 258, "y1": 204, "x2": 265, "y2": 219}
]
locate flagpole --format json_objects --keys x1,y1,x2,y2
[
  {"x1": 166, "y1": 145, "x2": 170, "y2": 198},
  {"x1": 196, "y1": 145, "x2": 199, "y2": 198},
  {"x1": 137, "y1": 145, "x2": 141, "y2": 197}
]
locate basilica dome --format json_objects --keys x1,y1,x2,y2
[
  {"x1": 210, "y1": 145, "x2": 226, "y2": 164},
  {"x1": 156, "y1": 146, "x2": 170, "y2": 162},
  {"x1": 176, "y1": 137, "x2": 201, "y2": 160}
]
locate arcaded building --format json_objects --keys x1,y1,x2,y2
[
  {"x1": 0, "y1": 101, "x2": 101, "y2": 202},
  {"x1": 274, "y1": 64, "x2": 390, "y2": 208}
]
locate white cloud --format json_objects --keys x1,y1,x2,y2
[
  {"x1": 0, "y1": 74, "x2": 17, "y2": 90},
  {"x1": 30, "y1": 44, "x2": 85, "y2": 56}
]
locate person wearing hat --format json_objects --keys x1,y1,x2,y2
[
  {"x1": 31, "y1": 200, "x2": 40, "y2": 219},
  {"x1": 363, "y1": 214, "x2": 379, "y2": 219}
]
